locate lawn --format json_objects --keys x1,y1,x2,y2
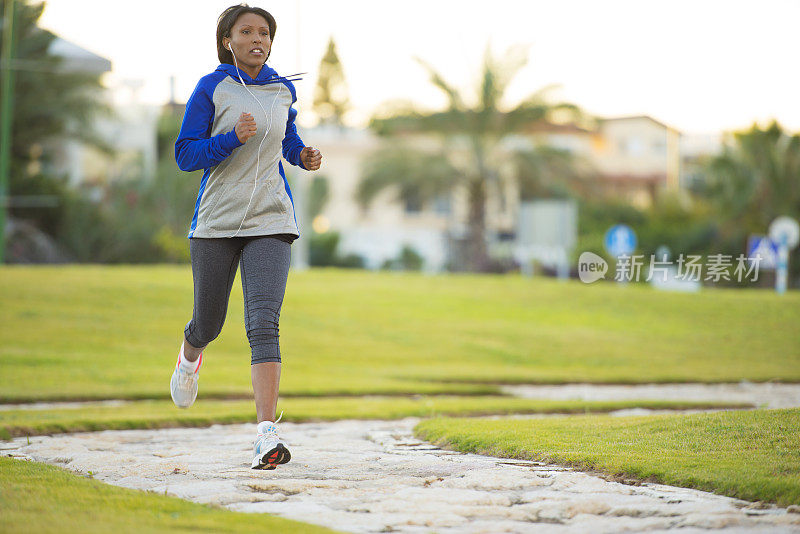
[
  {"x1": 0, "y1": 396, "x2": 744, "y2": 440},
  {"x1": 1, "y1": 265, "x2": 798, "y2": 402},
  {"x1": 0, "y1": 456, "x2": 341, "y2": 534},
  {"x1": 414, "y1": 408, "x2": 800, "y2": 506},
  {"x1": 2, "y1": 265, "x2": 798, "y2": 530}
]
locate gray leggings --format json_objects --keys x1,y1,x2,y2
[{"x1": 184, "y1": 236, "x2": 291, "y2": 365}]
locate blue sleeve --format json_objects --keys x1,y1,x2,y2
[
  {"x1": 175, "y1": 77, "x2": 243, "y2": 172},
  {"x1": 282, "y1": 97, "x2": 307, "y2": 170}
]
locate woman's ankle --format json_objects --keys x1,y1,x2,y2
[{"x1": 182, "y1": 338, "x2": 204, "y2": 361}]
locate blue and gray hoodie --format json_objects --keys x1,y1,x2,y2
[{"x1": 175, "y1": 63, "x2": 306, "y2": 239}]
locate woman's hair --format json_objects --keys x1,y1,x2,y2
[{"x1": 216, "y1": 4, "x2": 277, "y2": 64}]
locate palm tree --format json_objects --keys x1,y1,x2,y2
[
  {"x1": 700, "y1": 121, "x2": 800, "y2": 285},
  {"x1": 358, "y1": 45, "x2": 594, "y2": 271},
  {"x1": 703, "y1": 121, "x2": 800, "y2": 231}
]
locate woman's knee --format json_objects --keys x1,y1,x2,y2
[
  {"x1": 245, "y1": 297, "x2": 282, "y2": 364},
  {"x1": 185, "y1": 319, "x2": 223, "y2": 348},
  {"x1": 251, "y1": 352, "x2": 281, "y2": 365}
]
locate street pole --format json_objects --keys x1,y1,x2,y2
[
  {"x1": 0, "y1": 0, "x2": 17, "y2": 264},
  {"x1": 292, "y1": 0, "x2": 309, "y2": 270}
]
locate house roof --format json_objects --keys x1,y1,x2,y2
[
  {"x1": 522, "y1": 121, "x2": 594, "y2": 135},
  {"x1": 599, "y1": 115, "x2": 681, "y2": 134},
  {"x1": 48, "y1": 37, "x2": 112, "y2": 74}
]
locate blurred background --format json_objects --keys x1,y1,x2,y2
[{"x1": 2, "y1": 0, "x2": 799, "y2": 289}]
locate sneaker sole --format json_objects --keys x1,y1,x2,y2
[{"x1": 252, "y1": 443, "x2": 291, "y2": 470}]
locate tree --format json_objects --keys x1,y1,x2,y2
[
  {"x1": 700, "y1": 120, "x2": 800, "y2": 285},
  {"x1": 307, "y1": 175, "x2": 330, "y2": 221},
  {"x1": 312, "y1": 37, "x2": 349, "y2": 127},
  {"x1": 703, "y1": 121, "x2": 800, "y2": 231},
  {"x1": 1, "y1": 0, "x2": 112, "y2": 239},
  {"x1": 359, "y1": 45, "x2": 593, "y2": 271},
  {"x1": 357, "y1": 146, "x2": 461, "y2": 210}
]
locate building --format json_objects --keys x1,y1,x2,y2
[
  {"x1": 303, "y1": 114, "x2": 690, "y2": 272},
  {"x1": 302, "y1": 126, "x2": 451, "y2": 271},
  {"x1": 43, "y1": 38, "x2": 159, "y2": 193},
  {"x1": 40, "y1": 37, "x2": 110, "y2": 189},
  {"x1": 590, "y1": 115, "x2": 682, "y2": 208},
  {"x1": 679, "y1": 132, "x2": 724, "y2": 193}
]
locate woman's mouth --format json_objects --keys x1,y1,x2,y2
[{"x1": 249, "y1": 48, "x2": 264, "y2": 56}]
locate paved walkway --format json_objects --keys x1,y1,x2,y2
[
  {"x1": 500, "y1": 382, "x2": 800, "y2": 409},
  {"x1": 6, "y1": 416, "x2": 799, "y2": 533}
]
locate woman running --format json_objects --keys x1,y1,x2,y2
[{"x1": 170, "y1": 3, "x2": 322, "y2": 470}]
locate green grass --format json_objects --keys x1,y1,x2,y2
[
  {"x1": 0, "y1": 456, "x2": 340, "y2": 534},
  {"x1": 0, "y1": 396, "x2": 746, "y2": 440},
  {"x1": 4, "y1": 266, "x2": 795, "y2": 530},
  {"x1": 1, "y1": 266, "x2": 798, "y2": 402},
  {"x1": 414, "y1": 408, "x2": 800, "y2": 506}
]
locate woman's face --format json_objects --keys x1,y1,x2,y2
[{"x1": 225, "y1": 13, "x2": 272, "y2": 70}]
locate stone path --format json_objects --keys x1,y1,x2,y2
[
  {"x1": 500, "y1": 382, "x2": 800, "y2": 409},
  {"x1": 3, "y1": 381, "x2": 799, "y2": 413},
  {"x1": 5, "y1": 417, "x2": 800, "y2": 533}
]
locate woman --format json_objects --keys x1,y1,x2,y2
[{"x1": 170, "y1": 3, "x2": 322, "y2": 470}]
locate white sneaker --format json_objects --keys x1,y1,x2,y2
[
  {"x1": 252, "y1": 411, "x2": 291, "y2": 470},
  {"x1": 170, "y1": 345, "x2": 201, "y2": 408}
]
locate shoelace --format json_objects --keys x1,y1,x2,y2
[
  {"x1": 175, "y1": 350, "x2": 202, "y2": 381},
  {"x1": 175, "y1": 366, "x2": 197, "y2": 388},
  {"x1": 257, "y1": 410, "x2": 284, "y2": 440}
]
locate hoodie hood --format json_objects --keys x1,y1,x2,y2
[{"x1": 215, "y1": 63, "x2": 278, "y2": 85}]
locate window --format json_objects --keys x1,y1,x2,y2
[
  {"x1": 433, "y1": 193, "x2": 451, "y2": 215},
  {"x1": 627, "y1": 138, "x2": 644, "y2": 156},
  {"x1": 403, "y1": 189, "x2": 422, "y2": 214}
]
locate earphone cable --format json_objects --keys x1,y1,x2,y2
[{"x1": 226, "y1": 48, "x2": 283, "y2": 238}]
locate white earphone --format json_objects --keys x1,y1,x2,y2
[{"x1": 219, "y1": 40, "x2": 283, "y2": 238}]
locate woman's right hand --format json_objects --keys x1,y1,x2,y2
[{"x1": 235, "y1": 112, "x2": 257, "y2": 143}]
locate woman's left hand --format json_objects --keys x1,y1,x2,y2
[{"x1": 300, "y1": 146, "x2": 322, "y2": 171}]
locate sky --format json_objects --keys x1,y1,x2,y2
[{"x1": 37, "y1": 0, "x2": 800, "y2": 135}]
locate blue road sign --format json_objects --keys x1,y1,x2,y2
[
  {"x1": 604, "y1": 224, "x2": 637, "y2": 257},
  {"x1": 746, "y1": 235, "x2": 778, "y2": 270}
]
